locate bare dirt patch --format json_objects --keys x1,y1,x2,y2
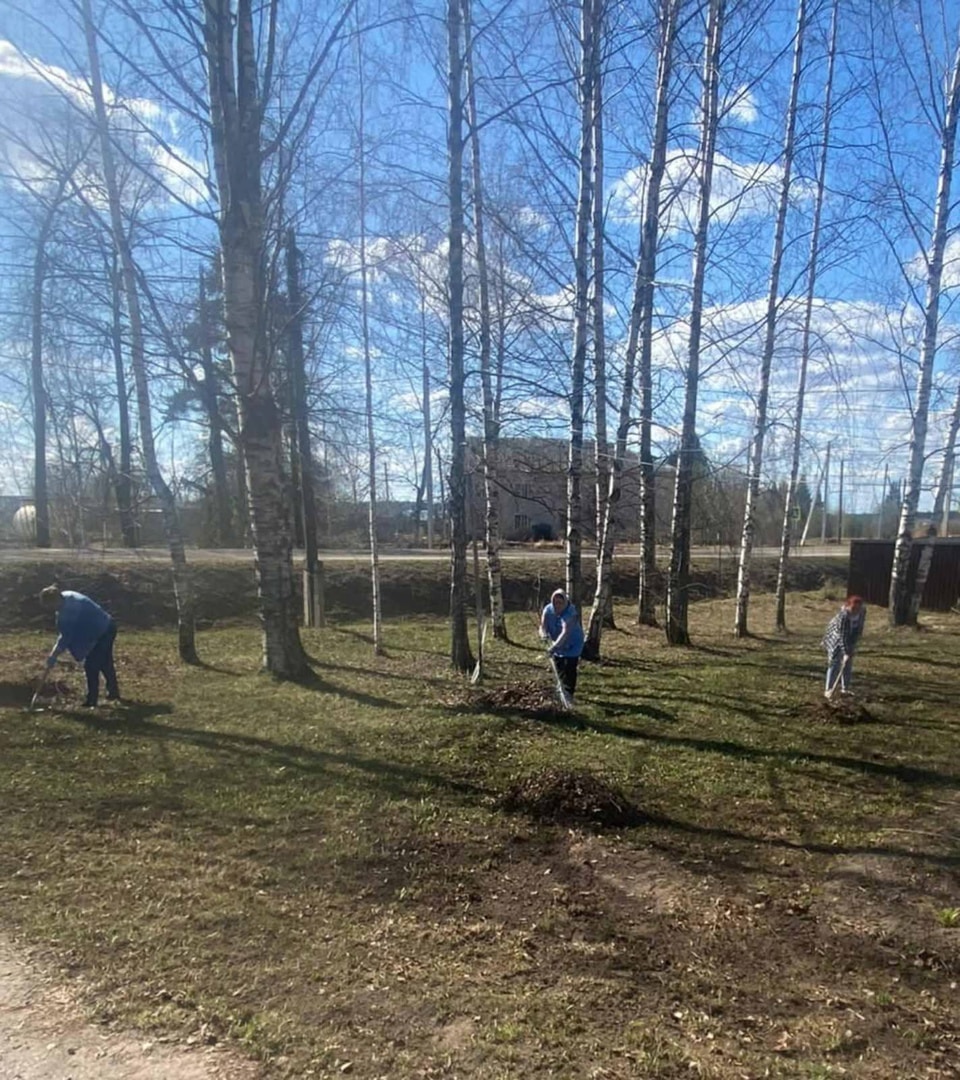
[{"x1": 0, "y1": 934, "x2": 259, "y2": 1080}]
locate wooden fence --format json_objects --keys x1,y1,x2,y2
[{"x1": 849, "y1": 538, "x2": 960, "y2": 612}]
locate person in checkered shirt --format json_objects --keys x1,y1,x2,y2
[{"x1": 821, "y1": 595, "x2": 866, "y2": 697}]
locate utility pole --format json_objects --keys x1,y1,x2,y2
[
  {"x1": 423, "y1": 361, "x2": 434, "y2": 549},
  {"x1": 837, "y1": 457, "x2": 844, "y2": 543},
  {"x1": 820, "y1": 441, "x2": 831, "y2": 543},
  {"x1": 876, "y1": 462, "x2": 889, "y2": 539}
]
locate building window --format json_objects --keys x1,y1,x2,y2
[{"x1": 514, "y1": 513, "x2": 529, "y2": 532}]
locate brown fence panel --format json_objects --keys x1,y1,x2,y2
[{"x1": 849, "y1": 538, "x2": 960, "y2": 612}]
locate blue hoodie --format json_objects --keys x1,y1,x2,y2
[
  {"x1": 541, "y1": 601, "x2": 585, "y2": 658},
  {"x1": 49, "y1": 591, "x2": 112, "y2": 663}
]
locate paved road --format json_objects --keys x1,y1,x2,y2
[{"x1": 0, "y1": 544, "x2": 849, "y2": 563}]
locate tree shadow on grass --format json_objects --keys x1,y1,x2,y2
[
  {"x1": 640, "y1": 806, "x2": 960, "y2": 869},
  {"x1": 586, "y1": 699, "x2": 677, "y2": 723},
  {"x1": 307, "y1": 657, "x2": 447, "y2": 688},
  {"x1": 59, "y1": 708, "x2": 491, "y2": 806},
  {"x1": 874, "y1": 652, "x2": 960, "y2": 670},
  {"x1": 288, "y1": 667, "x2": 400, "y2": 710},
  {"x1": 0, "y1": 680, "x2": 40, "y2": 708}
]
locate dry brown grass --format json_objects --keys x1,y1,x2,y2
[{"x1": 0, "y1": 583, "x2": 958, "y2": 1078}]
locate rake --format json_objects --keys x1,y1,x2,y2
[
  {"x1": 28, "y1": 666, "x2": 51, "y2": 712},
  {"x1": 825, "y1": 656, "x2": 848, "y2": 701},
  {"x1": 546, "y1": 652, "x2": 573, "y2": 711}
]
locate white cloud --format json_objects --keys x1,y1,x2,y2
[
  {"x1": 724, "y1": 85, "x2": 758, "y2": 124},
  {"x1": 0, "y1": 38, "x2": 208, "y2": 208},
  {"x1": 612, "y1": 148, "x2": 814, "y2": 231},
  {"x1": 647, "y1": 295, "x2": 960, "y2": 509}
]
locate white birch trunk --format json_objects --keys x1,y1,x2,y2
[
  {"x1": 664, "y1": 0, "x2": 724, "y2": 646},
  {"x1": 567, "y1": 0, "x2": 595, "y2": 612},
  {"x1": 891, "y1": 30, "x2": 960, "y2": 625},
  {"x1": 204, "y1": 0, "x2": 307, "y2": 675},
  {"x1": 733, "y1": 0, "x2": 806, "y2": 639},
  {"x1": 82, "y1": 0, "x2": 198, "y2": 663},
  {"x1": 357, "y1": 45, "x2": 384, "y2": 656},
  {"x1": 587, "y1": 0, "x2": 678, "y2": 655},
  {"x1": 774, "y1": 0, "x2": 838, "y2": 631},
  {"x1": 463, "y1": 0, "x2": 507, "y2": 640},
  {"x1": 591, "y1": 0, "x2": 609, "y2": 631},
  {"x1": 447, "y1": 0, "x2": 475, "y2": 672}
]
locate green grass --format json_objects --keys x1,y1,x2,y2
[{"x1": 1, "y1": 591, "x2": 959, "y2": 1078}]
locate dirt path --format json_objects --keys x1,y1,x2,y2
[{"x1": 0, "y1": 934, "x2": 259, "y2": 1080}]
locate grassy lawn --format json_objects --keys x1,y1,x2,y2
[{"x1": 1, "y1": 589, "x2": 958, "y2": 1078}]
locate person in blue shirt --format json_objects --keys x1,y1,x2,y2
[
  {"x1": 41, "y1": 586, "x2": 120, "y2": 708},
  {"x1": 539, "y1": 588, "x2": 585, "y2": 702}
]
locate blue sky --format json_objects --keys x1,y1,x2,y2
[{"x1": 0, "y1": 0, "x2": 957, "y2": 522}]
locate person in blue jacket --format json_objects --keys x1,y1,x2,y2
[
  {"x1": 539, "y1": 588, "x2": 585, "y2": 702},
  {"x1": 41, "y1": 586, "x2": 120, "y2": 708}
]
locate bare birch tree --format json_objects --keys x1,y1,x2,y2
[
  {"x1": 566, "y1": 0, "x2": 597, "y2": 613},
  {"x1": 591, "y1": 0, "x2": 609, "y2": 629},
  {"x1": 447, "y1": 0, "x2": 476, "y2": 672},
  {"x1": 202, "y1": 0, "x2": 354, "y2": 673},
  {"x1": 586, "y1": 0, "x2": 680, "y2": 655},
  {"x1": 30, "y1": 187, "x2": 68, "y2": 549},
  {"x1": 81, "y1": 0, "x2": 198, "y2": 662},
  {"x1": 733, "y1": 0, "x2": 807, "y2": 639},
  {"x1": 463, "y1": 0, "x2": 507, "y2": 640},
  {"x1": 890, "y1": 27, "x2": 960, "y2": 625},
  {"x1": 357, "y1": 42, "x2": 383, "y2": 656},
  {"x1": 664, "y1": 0, "x2": 724, "y2": 646},
  {"x1": 774, "y1": 0, "x2": 839, "y2": 631}
]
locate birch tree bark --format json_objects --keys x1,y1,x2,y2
[
  {"x1": 664, "y1": 0, "x2": 724, "y2": 646},
  {"x1": 733, "y1": 0, "x2": 806, "y2": 639},
  {"x1": 106, "y1": 249, "x2": 138, "y2": 548},
  {"x1": 198, "y1": 264, "x2": 233, "y2": 547},
  {"x1": 890, "y1": 29, "x2": 960, "y2": 625},
  {"x1": 357, "y1": 46, "x2": 384, "y2": 656},
  {"x1": 81, "y1": 0, "x2": 197, "y2": 663},
  {"x1": 447, "y1": 0, "x2": 476, "y2": 672},
  {"x1": 202, "y1": 0, "x2": 349, "y2": 675},
  {"x1": 30, "y1": 200, "x2": 59, "y2": 549},
  {"x1": 775, "y1": 0, "x2": 838, "y2": 631},
  {"x1": 567, "y1": 0, "x2": 596, "y2": 612},
  {"x1": 587, "y1": 0, "x2": 678, "y2": 656},
  {"x1": 285, "y1": 232, "x2": 324, "y2": 626},
  {"x1": 591, "y1": 0, "x2": 609, "y2": 630},
  {"x1": 463, "y1": 0, "x2": 507, "y2": 640}
]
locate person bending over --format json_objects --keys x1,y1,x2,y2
[
  {"x1": 539, "y1": 588, "x2": 585, "y2": 702},
  {"x1": 821, "y1": 594, "x2": 866, "y2": 698},
  {"x1": 41, "y1": 585, "x2": 120, "y2": 708}
]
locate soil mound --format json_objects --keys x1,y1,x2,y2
[
  {"x1": 501, "y1": 767, "x2": 645, "y2": 828},
  {"x1": 814, "y1": 695, "x2": 875, "y2": 725},
  {"x1": 474, "y1": 681, "x2": 561, "y2": 714}
]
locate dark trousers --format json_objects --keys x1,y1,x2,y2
[
  {"x1": 553, "y1": 655, "x2": 579, "y2": 697},
  {"x1": 84, "y1": 621, "x2": 119, "y2": 706}
]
